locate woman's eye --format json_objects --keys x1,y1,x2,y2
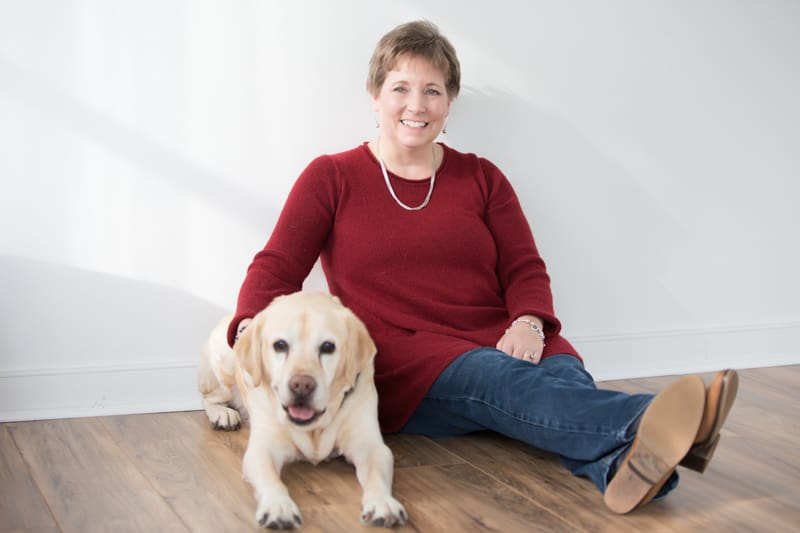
[
  {"x1": 425, "y1": 88, "x2": 442, "y2": 96},
  {"x1": 273, "y1": 340, "x2": 289, "y2": 353},
  {"x1": 319, "y1": 341, "x2": 336, "y2": 355},
  {"x1": 393, "y1": 86, "x2": 407, "y2": 93}
]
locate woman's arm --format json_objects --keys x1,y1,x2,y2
[
  {"x1": 226, "y1": 156, "x2": 340, "y2": 345},
  {"x1": 479, "y1": 158, "x2": 561, "y2": 361}
]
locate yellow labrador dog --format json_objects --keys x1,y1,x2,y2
[{"x1": 198, "y1": 292, "x2": 407, "y2": 529}]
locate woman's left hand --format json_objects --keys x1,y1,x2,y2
[{"x1": 496, "y1": 316, "x2": 546, "y2": 364}]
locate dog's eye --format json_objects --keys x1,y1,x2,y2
[
  {"x1": 273, "y1": 340, "x2": 289, "y2": 353},
  {"x1": 319, "y1": 341, "x2": 336, "y2": 355}
]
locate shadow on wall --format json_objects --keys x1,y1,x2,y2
[
  {"x1": 0, "y1": 57, "x2": 273, "y2": 231},
  {"x1": 448, "y1": 87, "x2": 690, "y2": 332},
  {"x1": 0, "y1": 254, "x2": 228, "y2": 371}
]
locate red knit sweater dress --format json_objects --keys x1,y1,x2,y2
[{"x1": 229, "y1": 142, "x2": 580, "y2": 432}]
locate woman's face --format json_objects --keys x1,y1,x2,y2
[{"x1": 372, "y1": 54, "x2": 451, "y2": 151}]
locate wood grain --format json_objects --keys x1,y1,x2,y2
[
  {"x1": 101, "y1": 411, "x2": 255, "y2": 532},
  {"x1": 1, "y1": 365, "x2": 798, "y2": 532},
  {"x1": 393, "y1": 462, "x2": 578, "y2": 531},
  {"x1": 0, "y1": 425, "x2": 59, "y2": 532},
  {"x1": 7, "y1": 417, "x2": 188, "y2": 533}
]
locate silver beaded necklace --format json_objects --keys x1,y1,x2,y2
[{"x1": 376, "y1": 137, "x2": 436, "y2": 211}]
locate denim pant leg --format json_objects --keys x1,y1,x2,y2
[{"x1": 401, "y1": 348, "x2": 679, "y2": 496}]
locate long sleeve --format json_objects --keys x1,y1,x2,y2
[
  {"x1": 226, "y1": 156, "x2": 339, "y2": 345},
  {"x1": 479, "y1": 158, "x2": 562, "y2": 337}
]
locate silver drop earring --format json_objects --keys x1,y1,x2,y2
[{"x1": 442, "y1": 118, "x2": 448, "y2": 135}]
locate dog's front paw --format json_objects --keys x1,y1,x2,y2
[
  {"x1": 255, "y1": 496, "x2": 302, "y2": 530},
  {"x1": 361, "y1": 494, "x2": 408, "y2": 528},
  {"x1": 205, "y1": 404, "x2": 241, "y2": 431}
]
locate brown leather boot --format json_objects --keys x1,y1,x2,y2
[
  {"x1": 604, "y1": 375, "x2": 705, "y2": 514},
  {"x1": 680, "y1": 369, "x2": 739, "y2": 473}
]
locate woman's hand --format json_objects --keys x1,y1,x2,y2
[
  {"x1": 234, "y1": 318, "x2": 253, "y2": 343},
  {"x1": 496, "y1": 315, "x2": 546, "y2": 364}
]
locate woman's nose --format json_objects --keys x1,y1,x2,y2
[{"x1": 406, "y1": 91, "x2": 426, "y2": 113}]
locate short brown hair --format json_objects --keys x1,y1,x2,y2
[{"x1": 367, "y1": 20, "x2": 461, "y2": 99}]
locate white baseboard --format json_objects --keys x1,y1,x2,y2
[
  {"x1": 580, "y1": 321, "x2": 800, "y2": 381},
  {"x1": 1, "y1": 322, "x2": 798, "y2": 422},
  {"x1": 0, "y1": 361, "x2": 201, "y2": 423}
]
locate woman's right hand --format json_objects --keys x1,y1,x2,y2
[{"x1": 234, "y1": 318, "x2": 253, "y2": 343}]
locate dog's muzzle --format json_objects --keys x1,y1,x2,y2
[{"x1": 284, "y1": 374, "x2": 325, "y2": 425}]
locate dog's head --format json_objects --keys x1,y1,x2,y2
[{"x1": 234, "y1": 292, "x2": 376, "y2": 429}]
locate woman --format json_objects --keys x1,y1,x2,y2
[{"x1": 228, "y1": 20, "x2": 738, "y2": 514}]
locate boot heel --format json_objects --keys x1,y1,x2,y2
[{"x1": 680, "y1": 433, "x2": 721, "y2": 473}]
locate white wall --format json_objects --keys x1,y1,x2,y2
[{"x1": 1, "y1": 0, "x2": 798, "y2": 421}]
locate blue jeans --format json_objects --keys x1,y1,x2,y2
[{"x1": 400, "y1": 348, "x2": 679, "y2": 497}]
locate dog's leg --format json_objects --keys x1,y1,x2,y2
[
  {"x1": 198, "y1": 327, "x2": 242, "y2": 431},
  {"x1": 243, "y1": 426, "x2": 302, "y2": 530},
  {"x1": 351, "y1": 435, "x2": 408, "y2": 527},
  {"x1": 198, "y1": 362, "x2": 242, "y2": 430},
  {"x1": 200, "y1": 385, "x2": 242, "y2": 431}
]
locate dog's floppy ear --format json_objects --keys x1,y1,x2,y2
[
  {"x1": 234, "y1": 321, "x2": 268, "y2": 387},
  {"x1": 342, "y1": 308, "x2": 377, "y2": 383}
]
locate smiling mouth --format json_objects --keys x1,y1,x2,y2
[
  {"x1": 401, "y1": 119, "x2": 428, "y2": 128},
  {"x1": 283, "y1": 404, "x2": 326, "y2": 426}
]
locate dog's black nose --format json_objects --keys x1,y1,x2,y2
[{"x1": 289, "y1": 374, "x2": 317, "y2": 398}]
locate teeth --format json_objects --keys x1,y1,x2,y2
[{"x1": 401, "y1": 120, "x2": 427, "y2": 128}]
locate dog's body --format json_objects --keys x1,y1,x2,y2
[{"x1": 198, "y1": 292, "x2": 407, "y2": 529}]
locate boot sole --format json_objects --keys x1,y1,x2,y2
[{"x1": 604, "y1": 375, "x2": 705, "y2": 514}]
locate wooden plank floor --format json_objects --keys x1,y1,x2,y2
[{"x1": 2, "y1": 365, "x2": 798, "y2": 532}]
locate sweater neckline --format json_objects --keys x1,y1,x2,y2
[{"x1": 361, "y1": 141, "x2": 448, "y2": 183}]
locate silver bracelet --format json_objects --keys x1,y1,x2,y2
[{"x1": 511, "y1": 319, "x2": 545, "y2": 342}]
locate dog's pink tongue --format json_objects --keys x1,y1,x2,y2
[{"x1": 288, "y1": 405, "x2": 315, "y2": 420}]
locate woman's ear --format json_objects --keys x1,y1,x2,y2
[{"x1": 371, "y1": 89, "x2": 381, "y2": 112}]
